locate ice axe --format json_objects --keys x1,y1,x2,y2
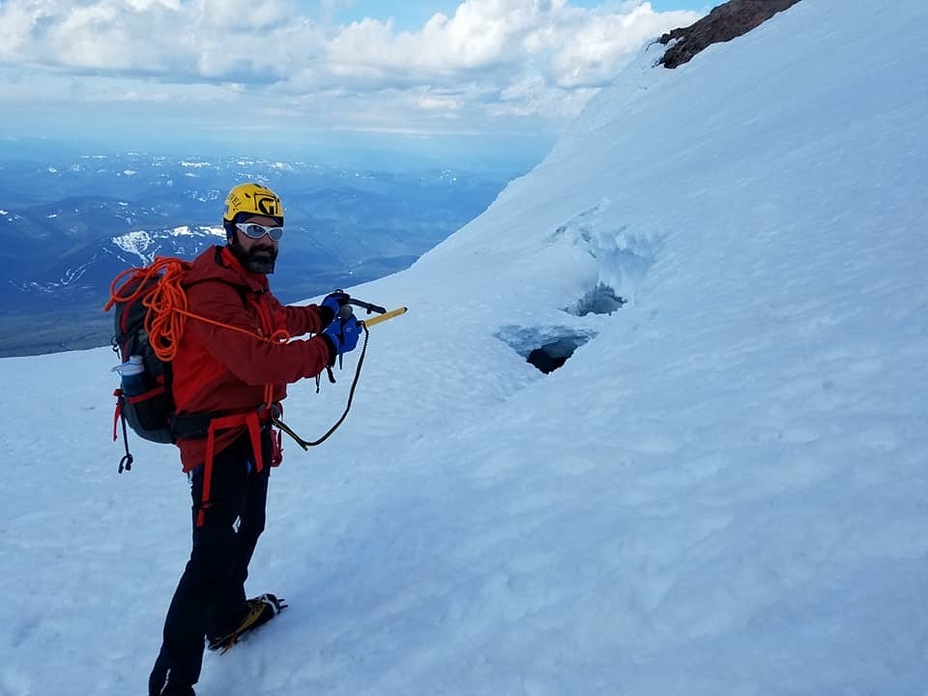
[
  {"x1": 338, "y1": 301, "x2": 407, "y2": 328},
  {"x1": 338, "y1": 296, "x2": 407, "y2": 329}
]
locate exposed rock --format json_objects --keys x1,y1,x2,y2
[{"x1": 659, "y1": 0, "x2": 803, "y2": 69}]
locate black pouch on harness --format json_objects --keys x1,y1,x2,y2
[{"x1": 170, "y1": 411, "x2": 220, "y2": 440}]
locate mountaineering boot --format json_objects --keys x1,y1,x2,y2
[{"x1": 207, "y1": 593, "x2": 287, "y2": 653}]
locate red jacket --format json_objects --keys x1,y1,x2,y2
[{"x1": 172, "y1": 245, "x2": 331, "y2": 472}]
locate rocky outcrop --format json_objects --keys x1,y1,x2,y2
[{"x1": 659, "y1": 0, "x2": 803, "y2": 69}]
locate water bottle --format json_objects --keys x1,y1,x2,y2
[{"x1": 115, "y1": 355, "x2": 147, "y2": 396}]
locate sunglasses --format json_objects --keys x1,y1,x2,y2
[{"x1": 235, "y1": 222, "x2": 284, "y2": 242}]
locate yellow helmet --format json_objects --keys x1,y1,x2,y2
[{"x1": 223, "y1": 182, "x2": 283, "y2": 225}]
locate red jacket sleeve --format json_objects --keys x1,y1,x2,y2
[
  {"x1": 266, "y1": 294, "x2": 328, "y2": 337},
  {"x1": 185, "y1": 282, "x2": 331, "y2": 386}
]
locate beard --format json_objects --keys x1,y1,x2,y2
[{"x1": 230, "y1": 237, "x2": 278, "y2": 274}]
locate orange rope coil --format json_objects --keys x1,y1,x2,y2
[{"x1": 105, "y1": 256, "x2": 292, "y2": 366}]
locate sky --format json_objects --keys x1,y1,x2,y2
[
  {"x1": 0, "y1": 0, "x2": 704, "y2": 165},
  {"x1": 4, "y1": 0, "x2": 928, "y2": 694},
  {"x1": 322, "y1": 0, "x2": 710, "y2": 29}
]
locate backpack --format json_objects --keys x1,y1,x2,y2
[{"x1": 106, "y1": 257, "x2": 190, "y2": 471}]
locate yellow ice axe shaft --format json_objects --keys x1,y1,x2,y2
[{"x1": 359, "y1": 306, "x2": 407, "y2": 328}]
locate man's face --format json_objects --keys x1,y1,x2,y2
[{"x1": 231, "y1": 215, "x2": 281, "y2": 274}]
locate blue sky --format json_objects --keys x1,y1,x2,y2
[{"x1": 0, "y1": 1, "x2": 706, "y2": 167}]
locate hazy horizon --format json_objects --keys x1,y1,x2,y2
[{"x1": 0, "y1": 129, "x2": 550, "y2": 175}]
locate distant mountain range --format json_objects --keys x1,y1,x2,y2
[
  {"x1": 5, "y1": 225, "x2": 227, "y2": 306},
  {"x1": 0, "y1": 150, "x2": 512, "y2": 355}
]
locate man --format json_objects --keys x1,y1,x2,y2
[{"x1": 149, "y1": 182, "x2": 361, "y2": 696}]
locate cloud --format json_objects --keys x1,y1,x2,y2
[{"x1": 0, "y1": 0, "x2": 701, "y2": 133}]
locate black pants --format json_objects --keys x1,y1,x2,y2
[{"x1": 149, "y1": 432, "x2": 271, "y2": 696}]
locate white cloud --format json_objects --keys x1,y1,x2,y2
[
  {"x1": 549, "y1": 4, "x2": 699, "y2": 88},
  {"x1": 418, "y1": 93, "x2": 462, "y2": 111},
  {"x1": 0, "y1": 0, "x2": 702, "y2": 134}
]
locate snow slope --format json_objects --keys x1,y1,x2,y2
[{"x1": 2, "y1": 0, "x2": 927, "y2": 694}]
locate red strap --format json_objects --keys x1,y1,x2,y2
[
  {"x1": 271, "y1": 429, "x2": 282, "y2": 467},
  {"x1": 126, "y1": 384, "x2": 166, "y2": 404},
  {"x1": 196, "y1": 411, "x2": 265, "y2": 527}
]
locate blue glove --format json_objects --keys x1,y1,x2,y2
[
  {"x1": 323, "y1": 312, "x2": 361, "y2": 359},
  {"x1": 321, "y1": 291, "x2": 350, "y2": 326}
]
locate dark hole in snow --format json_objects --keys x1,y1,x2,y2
[
  {"x1": 526, "y1": 335, "x2": 591, "y2": 374},
  {"x1": 568, "y1": 283, "x2": 627, "y2": 317},
  {"x1": 496, "y1": 326, "x2": 596, "y2": 375}
]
